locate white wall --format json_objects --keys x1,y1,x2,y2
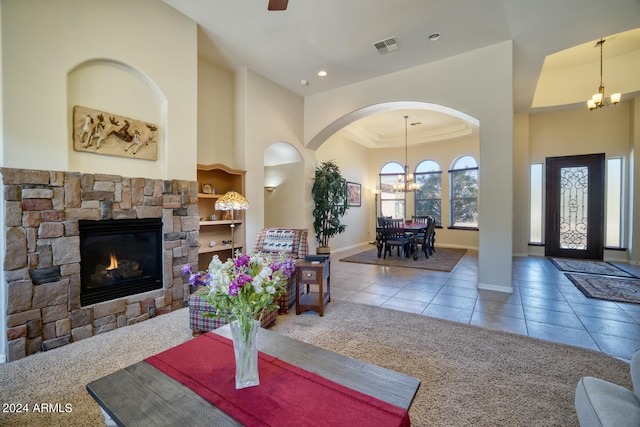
[{"x1": 304, "y1": 42, "x2": 514, "y2": 292}]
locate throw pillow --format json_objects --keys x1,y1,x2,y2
[{"x1": 262, "y1": 229, "x2": 296, "y2": 254}]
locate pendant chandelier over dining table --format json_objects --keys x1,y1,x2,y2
[{"x1": 393, "y1": 115, "x2": 420, "y2": 192}]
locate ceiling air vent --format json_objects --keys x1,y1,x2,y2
[{"x1": 373, "y1": 37, "x2": 399, "y2": 54}]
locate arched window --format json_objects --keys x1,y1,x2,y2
[
  {"x1": 414, "y1": 160, "x2": 441, "y2": 225},
  {"x1": 379, "y1": 162, "x2": 405, "y2": 219},
  {"x1": 449, "y1": 155, "x2": 478, "y2": 228}
]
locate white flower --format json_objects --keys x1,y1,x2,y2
[{"x1": 259, "y1": 266, "x2": 272, "y2": 279}]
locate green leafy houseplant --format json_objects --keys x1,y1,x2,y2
[{"x1": 312, "y1": 160, "x2": 349, "y2": 251}]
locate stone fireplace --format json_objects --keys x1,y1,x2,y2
[{"x1": 2, "y1": 168, "x2": 199, "y2": 361}]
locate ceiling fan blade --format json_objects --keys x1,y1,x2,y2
[{"x1": 268, "y1": 0, "x2": 288, "y2": 10}]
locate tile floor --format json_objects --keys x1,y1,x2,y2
[{"x1": 326, "y1": 244, "x2": 640, "y2": 361}]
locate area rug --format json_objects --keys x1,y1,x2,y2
[
  {"x1": 566, "y1": 273, "x2": 640, "y2": 304},
  {"x1": 340, "y1": 247, "x2": 466, "y2": 272},
  {"x1": 550, "y1": 257, "x2": 637, "y2": 278}
]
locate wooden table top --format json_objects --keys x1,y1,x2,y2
[{"x1": 86, "y1": 325, "x2": 421, "y2": 426}]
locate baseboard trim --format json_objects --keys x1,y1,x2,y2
[{"x1": 478, "y1": 282, "x2": 513, "y2": 294}]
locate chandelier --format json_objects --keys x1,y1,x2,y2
[
  {"x1": 393, "y1": 115, "x2": 420, "y2": 192},
  {"x1": 587, "y1": 38, "x2": 621, "y2": 110}
]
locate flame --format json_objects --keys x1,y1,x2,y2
[{"x1": 106, "y1": 252, "x2": 118, "y2": 270}]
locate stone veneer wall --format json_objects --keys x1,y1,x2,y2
[{"x1": 2, "y1": 168, "x2": 199, "y2": 361}]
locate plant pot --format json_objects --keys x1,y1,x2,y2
[{"x1": 316, "y1": 246, "x2": 331, "y2": 255}]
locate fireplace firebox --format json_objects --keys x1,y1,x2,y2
[{"x1": 79, "y1": 218, "x2": 163, "y2": 306}]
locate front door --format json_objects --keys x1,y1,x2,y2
[{"x1": 545, "y1": 154, "x2": 605, "y2": 260}]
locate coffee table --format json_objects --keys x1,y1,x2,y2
[{"x1": 87, "y1": 325, "x2": 420, "y2": 426}]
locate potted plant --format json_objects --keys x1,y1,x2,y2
[{"x1": 312, "y1": 160, "x2": 349, "y2": 254}]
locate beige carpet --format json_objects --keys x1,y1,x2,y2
[
  {"x1": 340, "y1": 247, "x2": 467, "y2": 272},
  {"x1": 0, "y1": 302, "x2": 632, "y2": 426}
]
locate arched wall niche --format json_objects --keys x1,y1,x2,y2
[
  {"x1": 263, "y1": 141, "x2": 305, "y2": 229},
  {"x1": 67, "y1": 58, "x2": 167, "y2": 178}
]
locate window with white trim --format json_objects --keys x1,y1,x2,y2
[
  {"x1": 449, "y1": 155, "x2": 478, "y2": 228},
  {"x1": 529, "y1": 163, "x2": 543, "y2": 243},
  {"x1": 606, "y1": 157, "x2": 623, "y2": 247},
  {"x1": 414, "y1": 160, "x2": 441, "y2": 225},
  {"x1": 379, "y1": 162, "x2": 405, "y2": 219}
]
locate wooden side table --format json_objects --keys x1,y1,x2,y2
[{"x1": 295, "y1": 258, "x2": 330, "y2": 316}]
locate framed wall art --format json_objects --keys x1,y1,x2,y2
[{"x1": 347, "y1": 182, "x2": 361, "y2": 207}]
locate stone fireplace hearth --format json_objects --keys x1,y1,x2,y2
[{"x1": 2, "y1": 168, "x2": 199, "y2": 361}]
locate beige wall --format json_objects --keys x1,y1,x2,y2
[
  {"x1": 237, "y1": 69, "x2": 315, "y2": 248},
  {"x1": 0, "y1": 0, "x2": 198, "y2": 363},
  {"x1": 520, "y1": 100, "x2": 639, "y2": 261},
  {"x1": 1, "y1": 0, "x2": 197, "y2": 180},
  {"x1": 264, "y1": 162, "x2": 306, "y2": 230},
  {"x1": 513, "y1": 114, "x2": 531, "y2": 256},
  {"x1": 198, "y1": 58, "x2": 235, "y2": 167},
  {"x1": 529, "y1": 103, "x2": 631, "y2": 161},
  {"x1": 316, "y1": 134, "x2": 371, "y2": 251},
  {"x1": 367, "y1": 135, "x2": 480, "y2": 250},
  {"x1": 304, "y1": 42, "x2": 514, "y2": 292},
  {"x1": 631, "y1": 98, "x2": 640, "y2": 264}
]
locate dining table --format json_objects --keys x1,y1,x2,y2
[{"x1": 376, "y1": 221, "x2": 428, "y2": 260}]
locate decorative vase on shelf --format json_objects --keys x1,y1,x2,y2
[{"x1": 229, "y1": 318, "x2": 260, "y2": 389}]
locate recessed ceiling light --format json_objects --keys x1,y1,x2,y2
[
  {"x1": 317, "y1": 70, "x2": 327, "y2": 77},
  {"x1": 428, "y1": 33, "x2": 440, "y2": 41}
]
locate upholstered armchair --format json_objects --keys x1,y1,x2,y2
[
  {"x1": 189, "y1": 288, "x2": 278, "y2": 336},
  {"x1": 188, "y1": 228, "x2": 308, "y2": 336},
  {"x1": 252, "y1": 228, "x2": 308, "y2": 314}
]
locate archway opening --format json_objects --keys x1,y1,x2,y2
[{"x1": 264, "y1": 141, "x2": 304, "y2": 228}]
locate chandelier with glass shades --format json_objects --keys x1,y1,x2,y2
[
  {"x1": 587, "y1": 38, "x2": 621, "y2": 110},
  {"x1": 393, "y1": 115, "x2": 420, "y2": 193}
]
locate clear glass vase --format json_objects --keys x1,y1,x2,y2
[{"x1": 229, "y1": 318, "x2": 260, "y2": 389}]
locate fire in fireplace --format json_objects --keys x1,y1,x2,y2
[{"x1": 79, "y1": 218, "x2": 163, "y2": 306}]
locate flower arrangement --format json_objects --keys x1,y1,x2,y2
[{"x1": 182, "y1": 252, "x2": 295, "y2": 341}]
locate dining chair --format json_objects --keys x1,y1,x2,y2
[
  {"x1": 381, "y1": 218, "x2": 414, "y2": 260},
  {"x1": 413, "y1": 216, "x2": 431, "y2": 258},
  {"x1": 425, "y1": 216, "x2": 436, "y2": 256}
]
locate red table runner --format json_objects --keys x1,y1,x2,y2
[{"x1": 145, "y1": 333, "x2": 410, "y2": 427}]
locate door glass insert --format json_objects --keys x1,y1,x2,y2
[{"x1": 560, "y1": 166, "x2": 588, "y2": 250}]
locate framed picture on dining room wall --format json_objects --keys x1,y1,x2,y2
[{"x1": 347, "y1": 182, "x2": 361, "y2": 207}]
